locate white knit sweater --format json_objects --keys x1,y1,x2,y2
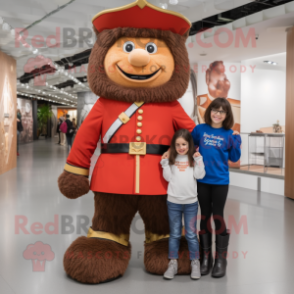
[{"x1": 160, "y1": 155, "x2": 206, "y2": 204}]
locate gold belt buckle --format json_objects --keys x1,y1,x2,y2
[{"x1": 129, "y1": 142, "x2": 146, "y2": 155}]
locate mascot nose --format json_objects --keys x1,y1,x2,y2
[{"x1": 128, "y1": 49, "x2": 150, "y2": 67}]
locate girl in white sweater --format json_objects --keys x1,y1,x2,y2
[{"x1": 161, "y1": 129, "x2": 205, "y2": 280}]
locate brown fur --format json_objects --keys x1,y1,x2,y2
[
  {"x1": 63, "y1": 236, "x2": 131, "y2": 284},
  {"x1": 92, "y1": 192, "x2": 138, "y2": 235},
  {"x1": 88, "y1": 27, "x2": 190, "y2": 104},
  {"x1": 58, "y1": 171, "x2": 89, "y2": 199},
  {"x1": 63, "y1": 191, "x2": 197, "y2": 282},
  {"x1": 144, "y1": 238, "x2": 191, "y2": 275},
  {"x1": 63, "y1": 26, "x2": 192, "y2": 283},
  {"x1": 138, "y1": 194, "x2": 169, "y2": 235}
]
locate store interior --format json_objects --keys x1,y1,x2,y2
[{"x1": 1, "y1": 1, "x2": 294, "y2": 293}]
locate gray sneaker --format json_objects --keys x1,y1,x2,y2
[
  {"x1": 191, "y1": 259, "x2": 201, "y2": 280},
  {"x1": 164, "y1": 259, "x2": 178, "y2": 280}
]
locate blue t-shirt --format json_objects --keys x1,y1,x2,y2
[{"x1": 191, "y1": 124, "x2": 241, "y2": 185}]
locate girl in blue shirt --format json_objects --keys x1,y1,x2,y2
[{"x1": 190, "y1": 97, "x2": 241, "y2": 278}]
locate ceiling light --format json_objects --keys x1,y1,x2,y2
[
  {"x1": 264, "y1": 61, "x2": 277, "y2": 65},
  {"x1": 2, "y1": 22, "x2": 11, "y2": 31},
  {"x1": 159, "y1": 3, "x2": 168, "y2": 9}
]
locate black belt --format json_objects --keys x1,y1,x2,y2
[{"x1": 101, "y1": 143, "x2": 169, "y2": 155}]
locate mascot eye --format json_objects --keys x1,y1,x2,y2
[
  {"x1": 123, "y1": 41, "x2": 135, "y2": 53},
  {"x1": 145, "y1": 42, "x2": 157, "y2": 54}
]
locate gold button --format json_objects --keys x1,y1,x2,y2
[
  {"x1": 136, "y1": 129, "x2": 142, "y2": 134},
  {"x1": 137, "y1": 122, "x2": 142, "y2": 127},
  {"x1": 137, "y1": 115, "x2": 143, "y2": 121},
  {"x1": 136, "y1": 136, "x2": 141, "y2": 141},
  {"x1": 138, "y1": 109, "x2": 143, "y2": 114}
]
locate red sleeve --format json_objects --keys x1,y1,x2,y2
[
  {"x1": 172, "y1": 101, "x2": 196, "y2": 132},
  {"x1": 65, "y1": 98, "x2": 104, "y2": 176}
]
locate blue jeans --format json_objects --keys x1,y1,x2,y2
[{"x1": 167, "y1": 201, "x2": 199, "y2": 260}]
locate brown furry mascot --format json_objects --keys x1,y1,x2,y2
[{"x1": 58, "y1": 0, "x2": 197, "y2": 283}]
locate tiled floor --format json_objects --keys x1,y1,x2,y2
[{"x1": 0, "y1": 138, "x2": 293, "y2": 294}]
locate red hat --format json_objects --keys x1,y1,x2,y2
[{"x1": 92, "y1": 0, "x2": 191, "y2": 36}]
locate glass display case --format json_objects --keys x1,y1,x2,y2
[{"x1": 248, "y1": 133, "x2": 284, "y2": 173}]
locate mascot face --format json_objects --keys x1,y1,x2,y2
[
  {"x1": 104, "y1": 37, "x2": 174, "y2": 88},
  {"x1": 88, "y1": 28, "x2": 190, "y2": 104}
]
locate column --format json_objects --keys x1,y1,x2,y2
[{"x1": 285, "y1": 27, "x2": 294, "y2": 199}]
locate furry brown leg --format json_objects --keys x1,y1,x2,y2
[
  {"x1": 138, "y1": 195, "x2": 191, "y2": 275},
  {"x1": 63, "y1": 192, "x2": 138, "y2": 283},
  {"x1": 63, "y1": 236, "x2": 131, "y2": 283}
]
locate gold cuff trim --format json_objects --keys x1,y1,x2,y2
[
  {"x1": 64, "y1": 163, "x2": 89, "y2": 177},
  {"x1": 145, "y1": 231, "x2": 170, "y2": 244},
  {"x1": 145, "y1": 228, "x2": 186, "y2": 244},
  {"x1": 87, "y1": 227, "x2": 129, "y2": 246}
]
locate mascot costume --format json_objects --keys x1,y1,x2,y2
[{"x1": 58, "y1": 0, "x2": 197, "y2": 283}]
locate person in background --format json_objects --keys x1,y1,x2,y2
[
  {"x1": 72, "y1": 118, "x2": 77, "y2": 129},
  {"x1": 161, "y1": 129, "x2": 206, "y2": 280},
  {"x1": 16, "y1": 109, "x2": 23, "y2": 156},
  {"x1": 65, "y1": 114, "x2": 74, "y2": 151},
  {"x1": 56, "y1": 118, "x2": 63, "y2": 145},
  {"x1": 59, "y1": 116, "x2": 66, "y2": 146},
  {"x1": 72, "y1": 118, "x2": 77, "y2": 134}
]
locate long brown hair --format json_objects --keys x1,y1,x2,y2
[
  {"x1": 169, "y1": 129, "x2": 195, "y2": 167},
  {"x1": 204, "y1": 98, "x2": 234, "y2": 130}
]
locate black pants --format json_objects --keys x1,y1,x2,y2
[
  {"x1": 197, "y1": 182, "x2": 229, "y2": 235},
  {"x1": 66, "y1": 134, "x2": 73, "y2": 149}
]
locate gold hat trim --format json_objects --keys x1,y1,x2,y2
[{"x1": 92, "y1": 0, "x2": 191, "y2": 28}]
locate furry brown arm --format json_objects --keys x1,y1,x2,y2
[{"x1": 58, "y1": 171, "x2": 90, "y2": 199}]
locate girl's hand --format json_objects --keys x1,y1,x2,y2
[
  {"x1": 162, "y1": 149, "x2": 170, "y2": 159},
  {"x1": 193, "y1": 152, "x2": 201, "y2": 158},
  {"x1": 162, "y1": 152, "x2": 168, "y2": 159},
  {"x1": 232, "y1": 131, "x2": 239, "y2": 135}
]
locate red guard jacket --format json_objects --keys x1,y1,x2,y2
[{"x1": 64, "y1": 97, "x2": 196, "y2": 195}]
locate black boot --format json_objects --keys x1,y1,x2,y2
[
  {"x1": 212, "y1": 231, "x2": 230, "y2": 278},
  {"x1": 199, "y1": 233, "x2": 213, "y2": 275}
]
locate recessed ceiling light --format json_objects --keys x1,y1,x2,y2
[
  {"x1": 264, "y1": 60, "x2": 277, "y2": 65},
  {"x1": 159, "y1": 3, "x2": 168, "y2": 9}
]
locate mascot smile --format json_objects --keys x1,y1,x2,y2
[{"x1": 58, "y1": 0, "x2": 197, "y2": 284}]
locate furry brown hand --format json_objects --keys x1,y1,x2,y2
[{"x1": 58, "y1": 171, "x2": 90, "y2": 199}]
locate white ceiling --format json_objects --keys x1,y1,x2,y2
[
  {"x1": 187, "y1": 2, "x2": 294, "y2": 64},
  {"x1": 0, "y1": 0, "x2": 254, "y2": 74}
]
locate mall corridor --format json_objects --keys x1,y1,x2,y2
[{"x1": 0, "y1": 139, "x2": 293, "y2": 294}]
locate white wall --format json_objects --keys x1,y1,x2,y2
[
  {"x1": 240, "y1": 60, "x2": 286, "y2": 133},
  {"x1": 240, "y1": 56, "x2": 286, "y2": 166},
  {"x1": 230, "y1": 171, "x2": 284, "y2": 196}
]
